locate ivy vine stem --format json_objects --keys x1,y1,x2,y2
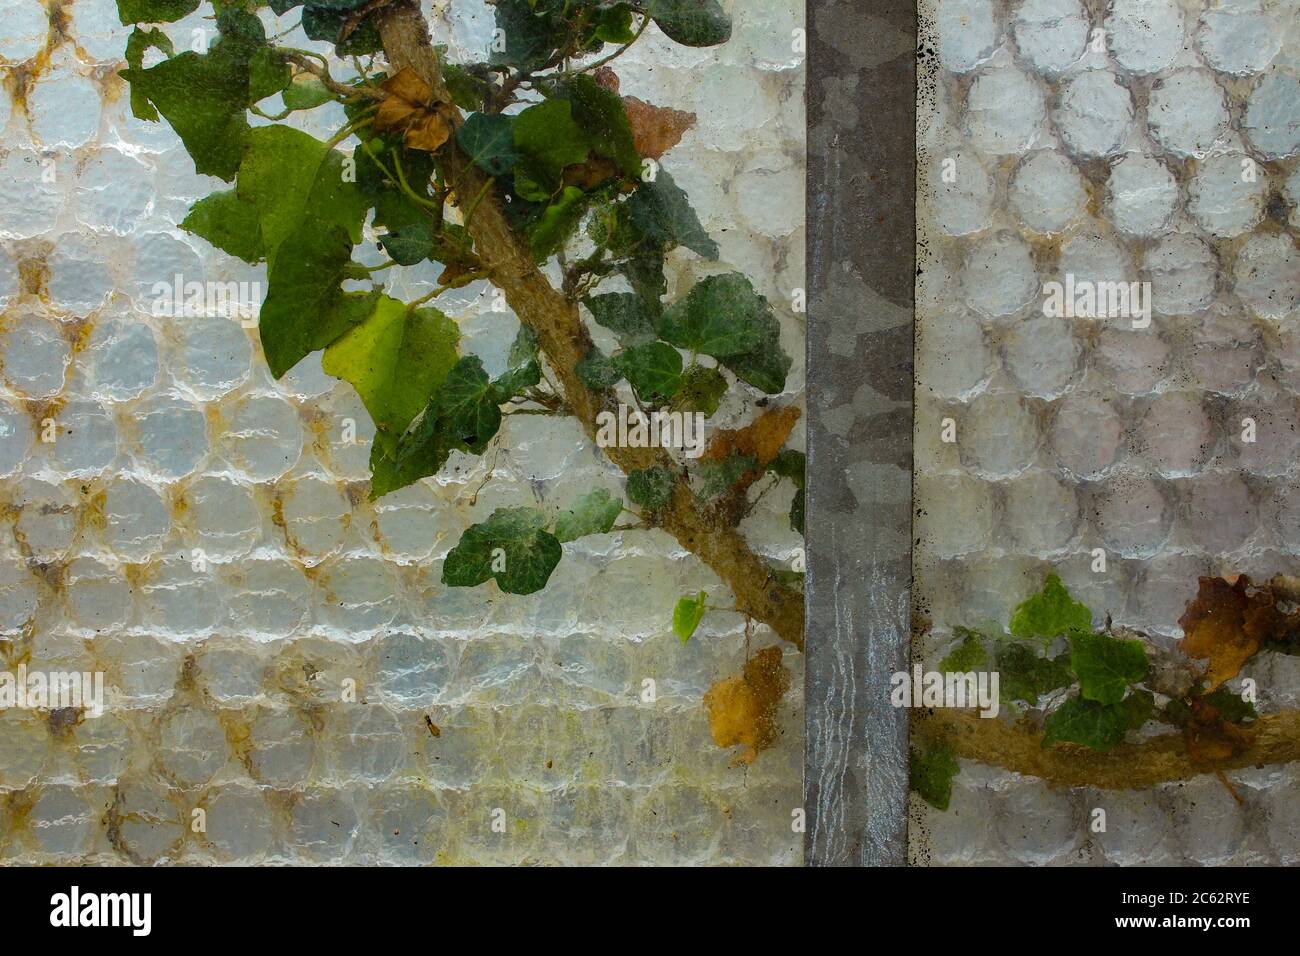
[
  {"x1": 460, "y1": 176, "x2": 495, "y2": 228},
  {"x1": 916, "y1": 706, "x2": 1300, "y2": 790},
  {"x1": 391, "y1": 151, "x2": 441, "y2": 210},
  {"x1": 567, "y1": 14, "x2": 649, "y2": 76},
  {"x1": 325, "y1": 114, "x2": 373, "y2": 149},
  {"x1": 280, "y1": 49, "x2": 382, "y2": 100}
]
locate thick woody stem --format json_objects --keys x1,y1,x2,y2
[
  {"x1": 376, "y1": 2, "x2": 805, "y2": 649},
  {"x1": 914, "y1": 708, "x2": 1300, "y2": 790}
]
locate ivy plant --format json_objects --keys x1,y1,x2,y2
[
  {"x1": 912, "y1": 573, "x2": 1269, "y2": 810},
  {"x1": 120, "y1": 0, "x2": 806, "y2": 691}
]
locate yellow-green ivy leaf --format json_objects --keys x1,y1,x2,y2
[
  {"x1": 322, "y1": 297, "x2": 460, "y2": 436},
  {"x1": 672, "y1": 590, "x2": 707, "y2": 643},
  {"x1": 1009, "y1": 573, "x2": 1094, "y2": 643}
]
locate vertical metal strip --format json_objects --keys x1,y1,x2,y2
[{"x1": 805, "y1": 0, "x2": 916, "y2": 866}]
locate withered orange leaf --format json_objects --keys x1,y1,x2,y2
[
  {"x1": 703, "y1": 646, "x2": 790, "y2": 766},
  {"x1": 376, "y1": 68, "x2": 434, "y2": 126},
  {"x1": 703, "y1": 404, "x2": 801, "y2": 467},
  {"x1": 593, "y1": 66, "x2": 620, "y2": 93},
  {"x1": 404, "y1": 108, "x2": 453, "y2": 152},
  {"x1": 374, "y1": 67, "x2": 454, "y2": 153},
  {"x1": 591, "y1": 66, "x2": 694, "y2": 160},
  {"x1": 622, "y1": 95, "x2": 696, "y2": 160},
  {"x1": 1178, "y1": 575, "x2": 1279, "y2": 690}
]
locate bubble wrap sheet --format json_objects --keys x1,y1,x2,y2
[
  {"x1": 913, "y1": 0, "x2": 1300, "y2": 864},
  {"x1": 0, "y1": 0, "x2": 806, "y2": 865}
]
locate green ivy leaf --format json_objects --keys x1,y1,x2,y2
[
  {"x1": 258, "y1": 226, "x2": 376, "y2": 377},
  {"x1": 672, "y1": 590, "x2": 707, "y2": 644},
  {"x1": 490, "y1": 0, "x2": 568, "y2": 71},
  {"x1": 1008, "y1": 573, "x2": 1093, "y2": 643},
  {"x1": 695, "y1": 451, "x2": 757, "y2": 500},
  {"x1": 122, "y1": 29, "x2": 265, "y2": 180},
  {"x1": 627, "y1": 170, "x2": 717, "y2": 259},
  {"x1": 627, "y1": 465, "x2": 676, "y2": 510},
  {"x1": 380, "y1": 349, "x2": 512, "y2": 499},
  {"x1": 370, "y1": 429, "x2": 450, "y2": 499},
  {"x1": 619, "y1": 251, "x2": 669, "y2": 314},
  {"x1": 431, "y1": 355, "x2": 502, "y2": 453},
  {"x1": 554, "y1": 488, "x2": 624, "y2": 543},
  {"x1": 1116, "y1": 689, "x2": 1155, "y2": 729},
  {"x1": 938, "y1": 629, "x2": 988, "y2": 673},
  {"x1": 584, "y1": 292, "x2": 658, "y2": 347},
  {"x1": 594, "y1": 3, "x2": 638, "y2": 42},
  {"x1": 458, "y1": 112, "x2": 522, "y2": 176},
  {"x1": 588, "y1": 198, "x2": 638, "y2": 255},
  {"x1": 508, "y1": 324, "x2": 540, "y2": 370},
  {"x1": 616, "y1": 341, "x2": 682, "y2": 405},
  {"x1": 1069, "y1": 630, "x2": 1148, "y2": 706},
  {"x1": 717, "y1": 305, "x2": 791, "y2": 395},
  {"x1": 513, "y1": 98, "x2": 591, "y2": 187},
  {"x1": 640, "y1": 0, "x2": 731, "y2": 47},
  {"x1": 1200, "y1": 686, "x2": 1258, "y2": 724},
  {"x1": 116, "y1": 0, "x2": 199, "y2": 25},
  {"x1": 491, "y1": 326, "x2": 543, "y2": 401},
  {"x1": 189, "y1": 127, "x2": 371, "y2": 378},
  {"x1": 186, "y1": 126, "x2": 368, "y2": 272},
  {"x1": 527, "y1": 186, "x2": 589, "y2": 260},
  {"x1": 576, "y1": 347, "x2": 623, "y2": 390},
  {"x1": 669, "y1": 364, "x2": 727, "y2": 416},
  {"x1": 301, "y1": 6, "x2": 383, "y2": 55},
  {"x1": 376, "y1": 355, "x2": 504, "y2": 499},
  {"x1": 217, "y1": 5, "x2": 269, "y2": 40},
  {"x1": 656, "y1": 273, "x2": 769, "y2": 358},
  {"x1": 180, "y1": 190, "x2": 264, "y2": 264},
  {"x1": 511, "y1": 168, "x2": 553, "y2": 204},
  {"x1": 357, "y1": 142, "x2": 439, "y2": 236},
  {"x1": 1042, "y1": 690, "x2": 1153, "y2": 752},
  {"x1": 996, "y1": 642, "x2": 1074, "y2": 704},
  {"x1": 910, "y1": 741, "x2": 960, "y2": 811},
  {"x1": 789, "y1": 487, "x2": 804, "y2": 535},
  {"x1": 124, "y1": 27, "x2": 174, "y2": 121},
  {"x1": 442, "y1": 507, "x2": 563, "y2": 595},
  {"x1": 379, "y1": 218, "x2": 437, "y2": 266},
  {"x1": 444, "y1": 63, "x2": 494, "y2": 112},
  {"x1": 282, "y1": 73, "x2": 336, "y2": 112},
  {"x1": 766, "y1": 449, "x2": 805, "y2": 488},
  {"x1": 321, "y1": 297, "x2": 460, "y2": 436},
  {"x1": 1042, "y1": 697, "x2": 1124, "y2": 751},
  {"x1": 235, "y1": 126, "x2": 369, "y2": 264},
  {"x1": 249, "y1": 47, "x2": 291, "y2": 102},
  {"x1": 555, "y1": 74, "x2": 641, "y2": 179}
]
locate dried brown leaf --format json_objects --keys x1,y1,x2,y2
[
  {"x1": 404, "y1": 108, "x2": 453, "y2": 152},
  {"x1": 622, "y1": 95, "x2": 696, "y2": 160},
  {"x1": 374, "y1": 68, "x2": 453, "y2": 153},
  {"x1": 1178, "y1": 575, "x2": 1279, "y2": 689},
  {"x1": 703, "y1": 646, "x2": 790, "y2": 766},
  {"x1": 593, "y1": 66, "x2": 620, "y2": 93},
  {"x1": 703, "y1": 405, "x2": 801, "y2": 468}
]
